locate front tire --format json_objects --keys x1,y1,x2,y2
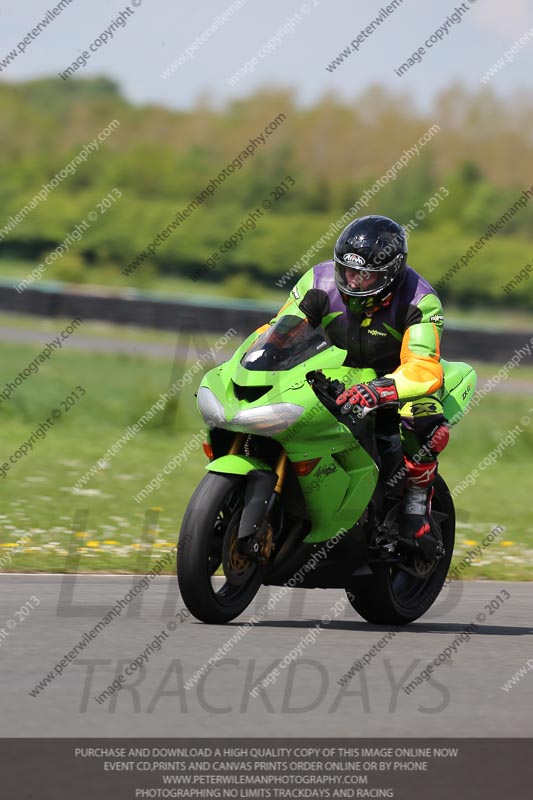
[
  {"x1": 346, "y1": 474, "x2": 455, "y2": 625},
  {"x1": 177, "y1": 472, "x2": 266, "y2": 624}
]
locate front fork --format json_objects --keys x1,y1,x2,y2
[{"x1": 227, "y1": 434, "x2": 288, "y2": 560}]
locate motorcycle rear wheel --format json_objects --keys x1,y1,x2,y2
[
  {"x1": 346, "y1": 474, "x2": 455, "y2": 625},
  {"x1": 177, "y1": 473, "x2": 267, "y2": 624}
]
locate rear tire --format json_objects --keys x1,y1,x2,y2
[
  {"x1": 346, "y1": 474, "x2": 455, "y2": 625},
  {"x1": 177, "y1": 472, "x2": 266, "y2": 624}
]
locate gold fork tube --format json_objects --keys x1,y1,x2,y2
[
  {"x1": 274, "y1": 450, "x2": 288, "y2": 494},
  {"x1": 228, "y1": 433, "x2": 245, "y2": 455}
]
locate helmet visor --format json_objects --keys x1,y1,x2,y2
[
  {"x1": 335, "y1": 261, "x2": 390, "y2": 297},
  {"x1": 334, "y1": 253, "x2": 403, "y2": 297}
]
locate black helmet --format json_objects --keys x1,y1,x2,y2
[{"x1": 333, "y1": 215, "x2": 407, "y2": 310}]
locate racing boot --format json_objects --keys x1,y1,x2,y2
[{"x1": 397, "y1": 458, "x2": 443, "y2": 560}]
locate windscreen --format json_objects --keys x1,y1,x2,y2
[{"x1": 240, "y1": 315, "x2": 331, "y2": 371}]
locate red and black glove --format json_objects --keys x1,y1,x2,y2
[{"x1": 336, "y1": 377, "x2": 399, "y2": 417}]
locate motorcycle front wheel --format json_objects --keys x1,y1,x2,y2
[{"x1": 177, "y1": 472, "x2": 268, "y2": 624}]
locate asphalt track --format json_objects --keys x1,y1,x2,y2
[{"x1": 1, "y1": 575, "x2": 532, "y2": 737}]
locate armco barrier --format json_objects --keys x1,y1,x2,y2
[{"x1": 0, "y1": 280, "x2": 531, "y2": 365}]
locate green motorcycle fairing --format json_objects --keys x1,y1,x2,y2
[{"x1": 197, "y1": 315, "x2": 476, "y2": 544}]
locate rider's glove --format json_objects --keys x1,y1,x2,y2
[
  {"x1": 336, "y1": 377, "x2": 399, "y2": 417},
  {"x1": 299, "y1": 289, "x2": 330, "y2": 328}
]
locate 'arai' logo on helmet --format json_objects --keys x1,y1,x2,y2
[{"x1": 343, "y1": 253, "x2": 366, "y2": 266}]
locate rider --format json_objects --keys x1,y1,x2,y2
[{"x1": 272, "y1": 215, "x2": 450, "y2": 559}]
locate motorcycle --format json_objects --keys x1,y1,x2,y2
[{"x1": 177, "y1": 314, "x2": 477, "y2": 625}]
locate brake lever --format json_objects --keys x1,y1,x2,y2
[{"x1": 340, "y1": 402, "x2": 370, "y2": 418}]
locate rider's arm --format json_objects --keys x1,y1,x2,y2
[
  {"x1": 385, "y1": 293, "x2": 444, "y2": 401},
  {"x1": 270, "y1": 269, "x2": 343, "y2": 329},
  {"x1": 269, "y1": 270, "x2": 315, "y2": 325},
  {"x1": 241, "y1": 273, "x2": 314, "y2": 346}
]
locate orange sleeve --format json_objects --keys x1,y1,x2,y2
[{"x1": 385, "y1": 293, "x2": 444, "y2": 401}]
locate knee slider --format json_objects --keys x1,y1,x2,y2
[{"x1": 427, "y1": 422, "x2": 450, "y2": 454}]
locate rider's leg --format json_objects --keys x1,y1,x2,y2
[
  {"x1": 398, "y1": 397, "x2": 450, "y2": 558},
  {"x1": 374, "y1": 407, "x2": 405, "y2": 526}
]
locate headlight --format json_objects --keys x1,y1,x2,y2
[
  {"x1": 197, "y1": 387, "x2": 226, "y2": 428},
  {"x1": 230, "y1": 403, "x2": 304, "y2": 435}
]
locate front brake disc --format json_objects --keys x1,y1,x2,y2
[{"x1": 221, "y1": 512, "x2": 257, "y2": 586}]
